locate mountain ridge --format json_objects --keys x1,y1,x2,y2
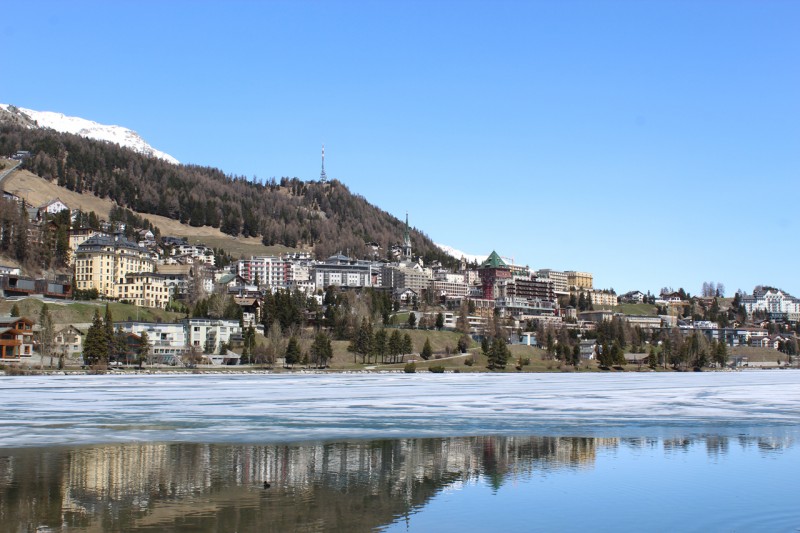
[{"x1": 0, "y1": 104, "x2": 179, "y2": 164}]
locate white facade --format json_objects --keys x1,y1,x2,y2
[
  {"x1": 742, "y1": 289, "x2": 800, "y2": 321},
  {"x1": 237, "y1": 256, "x2": 290, "y2": 288},
  {"x1": 186, "y1": 318, "x2": 241, "y2": 354}
]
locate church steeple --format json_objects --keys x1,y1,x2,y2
[
  {"x1": 402, "y1": 212, "x2": 412, "y2": 260},
  {"x1": 319, "y1": 144, "x2": 328, "y2": 183}
]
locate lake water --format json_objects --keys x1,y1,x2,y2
[{"x1": 1, "y1": 372, "x2": 799, "y2": 531}]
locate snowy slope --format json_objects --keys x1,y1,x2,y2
[
  {"x1": 435, "y1": 243, "x2": 487, "y2": 264},
  {"x1": 0, "y1": 104, "x2": 179, "y2": 165}
]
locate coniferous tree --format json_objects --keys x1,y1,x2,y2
[
  {"x1": 373, "y1": 329, "x2": 388, "y2": 363},
  {"x1": 285, "y1": 336, "x2": 300, "y2": 368},
  {"x1": 388, "y1": 329, "x2": 402, "y2": 363},
  {"x1": 421, "y1": 338, "x2": 433, "y2": 361},
  {"x1": 137, "y1": 331, "x2": 151, "y2": 368},
  {"x1": 401, "y1": 332, "x2": 414, "y2": 360},
  {"x1": 83, "y1": 309, "x2": 108, "y2": 366},
  {"x1": 37, "y1": 304, "x2": 55, "y2": 368},
  {"x1": 310, "y1": 331, "x2": 333, "y2": 368},
  {"x1": 348, "y1": 318, "x2": 373, "y2": 364},
  {"x1": 487, "y1": 337, "x2": 510, "y2": 370}
]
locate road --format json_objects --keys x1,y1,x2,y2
[{"x1": 0, "y1": 159, "x2": 22, "y2": 190}]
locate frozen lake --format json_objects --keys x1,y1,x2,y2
[
  {"x1": 2, "y1": 372, "x2": 800, "y2": 531},
  {"x1": 2, "y1": 371, "x2": 799, "y2": 447}
]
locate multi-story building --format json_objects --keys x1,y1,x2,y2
[
  {"x1": 116, "y1": 321, "x2": 189, "y2": 365},
  {"x1": 507, "y1": 278, "x2": 556, "y2": 303},
  {"x1": 314, "y1": 254, "x2": 381, "y2": 288},
  {"x1": 237, "y1": 256, "x2": 290, "y2": 289},
  {"x1": 535, "y1": 269, "x2": 568, "y2": 293},
  {"x1": 54, "y1": 325, "x2": 84, "y2": 360},
  {"x1": 742, "y1": 288, "x2": 800, "y2": 322},
  {"x1": 114, "y1": 272, "x2": 172, "y2": 309},
  {"x1": 566, "y1": 271, "x2": 593, "y2": 290},
  {"x1": 73, "y1": 234, "x2": 156, "y2": 298},
  {"x1": 67, "y1": 229, "x2": 103, "y2": 265},
  {"x1": 478, "y1": 251, "x2": 512, "y2": 300},
  {"x1": 0, "y1": 316, "x2": 34, "y2": 360},
  {"x1": 429, "y1": 279, "x2": 471, "y2": 299},
  {"x1": 172, "y1": 244, "x2": 215, "y2": 265},
  {"x1": 589, "y1": 289, "x2": 617, "y2": 307},
  {"x1": 383, "y1": 264, "x2": 430, "y2": 293},
  {"x1": 185, "y1": 318, "x2": 242, "y2": 354}
]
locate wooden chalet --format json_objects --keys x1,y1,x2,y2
[{"x1": 0, "y1": 317, "x2": 34, "y2": 360}]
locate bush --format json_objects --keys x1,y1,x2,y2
[
  {"x1": 429, "y1": 365, "x2": 445, "y2": 373},
  {"x1": 403, "y1": 362, "x2": 416, "y2": 373},
  {"x1": 2, "y1": 365, "x2": 33, "y2": 376},
  {"x1": 520, "y1": 357, "x2": 531, "y2": 366},
  {"x1": 464, "y1": 358, "x2": 474, "y2": 366}
]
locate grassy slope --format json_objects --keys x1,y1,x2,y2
[
  {"x1": 3, "y1": 168, "x2": 295, "y2": 258},
  {"x1": 594, "y1": 303, "x2": 659, "y2": 316},
  {"x1": 0, "y1": 297, "x2": 186, "y2": 326}
]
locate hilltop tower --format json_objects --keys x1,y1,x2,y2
[
  {"x1": 402, "y1": 213, "x2": 412, "y2": 260},
  {"x1": 319, "y1": 144, "x2": 328, "y2": 183}
]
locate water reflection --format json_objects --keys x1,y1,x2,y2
[{"x1": 0, "y1": 434, "x2": 795, "y2": 532}]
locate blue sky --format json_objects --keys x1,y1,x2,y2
[{"x1": 2, "y1": 1, "x2": 798, "y2": 296}]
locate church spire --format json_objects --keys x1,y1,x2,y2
[
  {"x1": 402, "y1": 212, "x2": 412, "y2": 260},
  {"x1": 319, "y1": 144, "x2": 328, "y2": 183}
]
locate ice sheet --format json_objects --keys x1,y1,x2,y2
[{"x1": 1, "y1": 372, "x2": 799, "y2": 447}]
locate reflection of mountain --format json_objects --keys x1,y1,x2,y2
[{"x1": 0, "y1": 435, "x2": 791, "y2": 532}]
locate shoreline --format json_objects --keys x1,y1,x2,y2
[{"x1": 1, "y1": 366, "x2": 793, "y2": 376}]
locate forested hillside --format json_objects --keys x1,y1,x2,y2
[{"x1": 0, "y1": 116, "x2": 455, "y2": 265}]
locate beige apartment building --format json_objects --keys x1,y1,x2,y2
[
  {"x1": 566, "y1": 271, "x2": 593, "y2": 290},
  {"x1": 115, "y1": 272, "x2": 172, "y2": 309},
  {"x1": 74, "y1": 234, "x2": 156, "y2": 298}
]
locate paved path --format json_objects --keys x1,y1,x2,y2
[{"x1": 0, "y1": 159, "x2": 22, "y2": 190}]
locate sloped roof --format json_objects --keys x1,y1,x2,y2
[{"x1": 479, "y1": 251, "x2": 507, "y2": 269}]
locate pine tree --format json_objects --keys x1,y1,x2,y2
[
  {"x1": 38, "y1": 304, "x2": 55, "y2": 368},
  {"x1": 348, "y1": 318, "x2": 373, "y2": 364},
  {"x1": 388, "y1": 329, "x2": 402, "y2": 363},
  {"x1": 435, "y1": 313, "x2": 444, "y2": 331},
  {"x1": 285, "y1": 336, "x2": 300, "y2": 368},
  {"x1": 373, "y1": 329, "x2": 388, "y2": 363},
  {"x1": 310, "y1": 331, "x2": 333, "y2": 368},
  {"x1": 421, "y1": 338, "x2": 433, "y2": 360},
  {"x1": 487, "y1": 337, "x2": 510, "y2": 370},
  {"x1": 83, "y1": 309, "x2": 109, "y2": 366},
  {"x1": 401, "y1": 332, "x2": 414, "y2": 360},
  {"x1": 407, "y1": 312, "x2": 417, "y2": 329},
  {"x1": 713, "y1": 340, "x2": 728, "y2": 368},
  {"x1": 10, "y1": 303, "x2": 19, "y2": 317},
  {"x1": 137, "y1": 331, "x2": 151, "y2": 368}
]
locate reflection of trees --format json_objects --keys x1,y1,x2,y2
[{"x1": 0, "y1": 434, "x2": 793, "y2": 531}]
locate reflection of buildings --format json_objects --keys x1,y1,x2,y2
[{"x1": 0, "y1": 434, "x2": 793, "y2": 531}]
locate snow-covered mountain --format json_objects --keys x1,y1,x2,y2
[
  {"x1": 435, "y1": 243, "x2": 488, "y2": 264},
  {"x1": 0, "y1": 104, "x2": 179, "y2": 165}
]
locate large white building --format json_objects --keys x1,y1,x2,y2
[
  {"x1": 237, "y1": 256, "x2": 290, "y2": 289},
  {"x1": 313, "y1": 255, "x2": 381, "y2": 288},
  {"x1": 536, "y1": 269, "x2": 569, "y2": 293},
  {"x1": 742, "y1": 289, "x2": 800, "y2": 321},
  {"x1": 186, "y1": 318, "x2": 242, "y2": 354}
]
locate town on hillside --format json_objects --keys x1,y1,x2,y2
[{"x1": 1, "y1": 169, "x2": 799, "y2": 371}]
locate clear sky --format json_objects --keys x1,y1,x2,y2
[{"x1": 2, "y1": 1, "x2": 798, "y2": 296}]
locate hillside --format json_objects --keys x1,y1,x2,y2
[
  {"x1": 0, "y1": 114, "x2": 456, "y2": 266},
  {"x1": 3, "y1": 163, "x2": 291, "y2": 258}
]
